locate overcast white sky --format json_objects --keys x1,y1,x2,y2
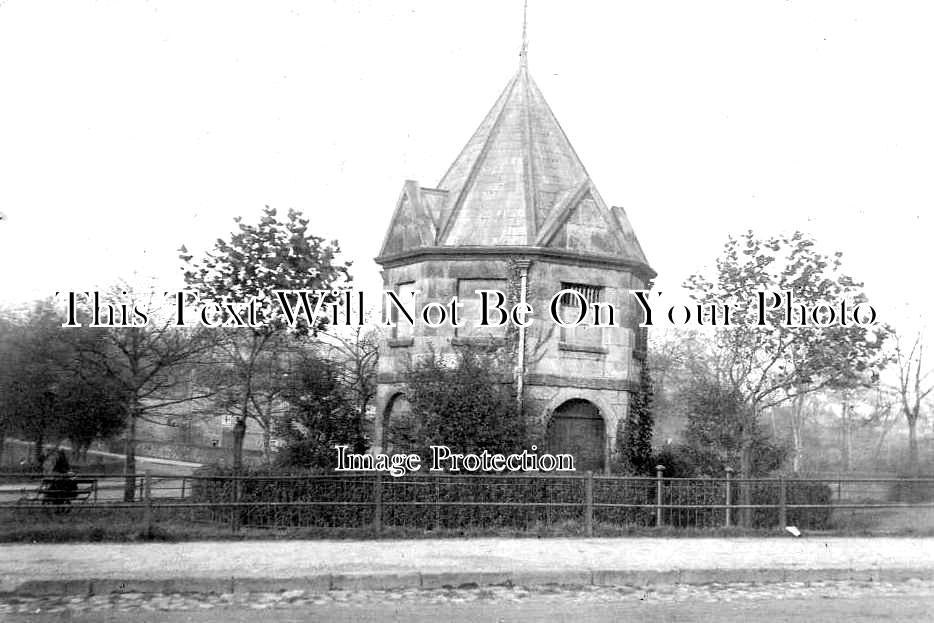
[{"x1": 0, "y1": 0, "x2": 931, "y2": 334}]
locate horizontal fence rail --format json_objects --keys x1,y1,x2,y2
[{"x1": 1, "y1": 470, "x2": 933, "y2": 536}]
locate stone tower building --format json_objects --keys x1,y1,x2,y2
[{"x1": 373, "y1": 45, "x2": 655, "y2": 473}]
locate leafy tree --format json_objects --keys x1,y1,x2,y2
[
  {"x1": 0, "y1": 302, "x2": 128, "y2": 467},
  {"x1": 680, "y1": 374, "x2": 786, "y2": 476},
  {"x1": 180, "y1": 206, "x2": 351, "y2": 469},
  {"x1": 55, "y1": 373, "x2": 127, "y2": 460},
  {"x1": 272, "y1": 327, "x2": 378, "y2": 469},
  {"x1": 275, "y1": 353, "x2": 366, "y2": 469},
  {"x1": 1, "y1": 303, "x2": 74, "y2": 465},
  {"x1": 685, "y1": 232, "x2": 886, "y2": 472},
  {"x1": 636, "y1": 328, "x2": 712, "y2": 455},
  {"x1": 0, "y1": 313, "x2": 15, "y2": 464},
  {"x1": 392, "y1": 349, "x2": 526, "y2": 461},
  {"x1": 684, "y1": 231, "x2": 887, "y2": 522}
]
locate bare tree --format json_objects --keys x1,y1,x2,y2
[
  {"x1": 317, "y1": 325, "x2": 380, "y2": 434},
  {"x1": 870, "y1": 390, "x2": 898, "y2": 465},
  {"x1": 207, "y1": 338, "x2": 293, "y2": 464},
  {"x1": 77, "y1": 287, "x2": 215, "y2": 500},
  {"x1": 893, "y1": 331, "x2": 933, "y2": 474}
]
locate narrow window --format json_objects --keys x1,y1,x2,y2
[
  {"x1": 391, "y1": 282, "x2": 418, "y2": 340},
  {"x1": 559, "y1": 282, "x2": 604, "y2": 348}
]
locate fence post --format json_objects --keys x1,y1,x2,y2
[
  {"x1": 724, "y1": 467, "x2": 733, "y2": 528},
  {"x1": 373, "y1": 473, "x2": 383, "y2": 533},
  {"x1": 778, "y1": 476, "x2": 787, "y2": 530},
  {"x1": 655, "y1": 464, "x2": 665, "y2": 528},
  {"x1": 434, "y1": 473, "x2": 441, "y2": 530},
  {"x1": 143, "y1": 471, "x2": 152, "y2": 537},
  {"x1": 188, "y1": 476, "x2": 194, "y2": 523},
  {"x1": 230, "y1": 475, "x2": 241, "y2": 533},
  {"x1": 584, "y1": 471, "x2": 594, "y2": 537}
]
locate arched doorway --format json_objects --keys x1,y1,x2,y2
[
  {"x1": 382, "y1": 393, "x2": 414, "y2": 453},
  {"x1": 546, "y1": 399, "x2": 605, "y2": 473}
]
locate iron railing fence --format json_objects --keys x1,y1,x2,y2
[{"x1": 1, "y1": 471, "x2": 933, "y2": 534}]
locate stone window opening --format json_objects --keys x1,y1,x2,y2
[
  {"x1": 388, "y1": 282, "x2": 417, "y2": 346},
  {"x1": 559, "y1": 283, "x2": 603, "y2": 307},
  {"x1": 558, "y1": 282, "x2": 606, "y2": 352}
]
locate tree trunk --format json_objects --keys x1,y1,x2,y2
[
  {"x1": 873, "y1": 418, "x2": 894, "y2": 466},
  {"x1": 262, "y1": 425, "x2": 271, "y2": 464},
  {"x1": 232, "y1": 417, "x2": 246, "y2": 471},
  {"x1": 839, "y1": 397, "x2": 851, "y2": 473},
  {"x1": 358, "y1": 402, "x2": 368, "y2": 449},
  {"x1": 34, "y1": 430, "x2": 44, "y2": 467},
  {"x1": 233, "y1": 383, "x2": 250, "y2": 472},
  {"x1": 739, "y1": 431, "x2": 754, "y2": 528},
  {"x1": 790, "y1": 395, "x2": 804, "y2": 474},
  {"x1": 791, "y1": 424, "x2": 801, "y2": 473},
  {"x1": 907, "y1": 415, "x2": 919, "y2": 475},
  {"x1": 123, "y1": 409, "x2": 137, "y2": 502}
]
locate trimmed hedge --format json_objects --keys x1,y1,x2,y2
[
  {"x1": 189, "y1": 468, "x2": 833, "y2": 531},
  {"x1": 888, "y1": 478, "x2": 934, "y2": 503}
]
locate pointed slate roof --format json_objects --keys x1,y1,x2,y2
[{"x1": 378, "y1": 63, "x2": 653, "y2": 277}]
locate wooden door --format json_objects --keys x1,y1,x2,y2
[{"x1": 546, "y1": 400, "x2": 605, "y2": 473}]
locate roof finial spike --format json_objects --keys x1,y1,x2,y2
[{"x1": 519, "y1": 0, "x2": 528, "y2": 68}]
